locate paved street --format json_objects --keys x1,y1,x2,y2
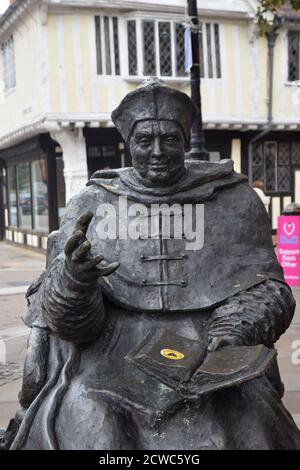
[{"x1": 0, "y1": 242, "x2": 299, "y2": 432}]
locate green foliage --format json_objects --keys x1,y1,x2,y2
[{"x1": 255, "y1": 0, "x2": 300, "y2": 36}]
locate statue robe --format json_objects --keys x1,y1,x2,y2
[{"x1": 9, "y1": 160, "x2": 300, "y2": 450}]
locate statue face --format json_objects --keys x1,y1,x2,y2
[{"x1": 129, "y1": 120, "x2": 186, "y2": 186}]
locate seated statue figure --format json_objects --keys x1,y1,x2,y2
[{"x1": 2, "y1": 79, "x2": 300, "y2": 450}]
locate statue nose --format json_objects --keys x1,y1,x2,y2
[{"x1": 151, "y1": 138, "x2": 162, "y2": 158}]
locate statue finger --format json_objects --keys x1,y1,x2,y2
[
  {"x1": 74, "y1": 211, "x2": 94, "y2": 235},
  {"x1": 97, "y1": 262, "x2": 120, "y2": 277},
  {"x1": 81, "y1": 255, "x2": 105, "y2": 271},
  {"x1": 71, "y1": 240, "x2": 92, "y2": 262},
  {"x1": 207, "y1": 336, "x2": 224, "y2": 353},
  {"x1": 64, "y1": 230, "x2": 84, "y2": 257}
]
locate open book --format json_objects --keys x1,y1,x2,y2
[{"x1": 125, "y1": 328, "x2": 276, "y2": 399}]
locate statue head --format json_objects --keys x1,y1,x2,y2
[{"x1": 112, "y1": 79, "x2": 199, "y2": 186}]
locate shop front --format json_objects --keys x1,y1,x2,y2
[{"x1": 0, "y1": 134, "x2": 66, "y2": 250}]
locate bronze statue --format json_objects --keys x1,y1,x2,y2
[{"x1": 2, "y1": 79, "x2": 300, "y2": 450}]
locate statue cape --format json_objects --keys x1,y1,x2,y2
[{"x1": 25, "y1": 159, "x2": 284, "y2": 320}]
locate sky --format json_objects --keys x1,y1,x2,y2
[{"x1": 0, "y1": 0, "x2": 9, "y2": 14}]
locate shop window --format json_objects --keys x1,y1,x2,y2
[
  {"x1": 127, "y1": 19, "x2": 221, "y2": 79},
  {"x1": 7, "y1": 166, "x2": 17, "y2": 226},
  {"x1": 31, "y1": 160, "x2": 49, "y2": 232},
  {"x1": 1, "y1": 35, "x2": 16, "y2": 91},
  {"x1": 95, "y1": 16, "x2": 120, "y2": 76},
  {"x1": 17, "y1": 163, "x2": 32, "y2": 229}
]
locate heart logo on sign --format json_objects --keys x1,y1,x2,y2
[{"x1": 283, "y1": 222, "x2": 296, "y2": 237}]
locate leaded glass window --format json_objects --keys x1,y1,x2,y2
[
  {"x1": 277, "y1": 143, "x2": 291, "y2": 192},
  {"x1": 128, "y1": 19, "x2": 221, "y2": 79},
  {"x1": 95, "y1": 17, "x2": 102, "y2": 75},
  {"x1": 214, "y1": 24, "x2": 222, "y2": 79},
  {"x1": 2, "y1": 35, "x2": 16, "y2": 91},
  {"x1": 200, "y1": 23, "x2": 221, "y2": 79},
  {"x1": 127, "y1": 20, "x2": 137, "y2": 75},
  {"x1": 159, "y1": 22, "x2": 172, "y2": 76},
  {"x1": 113, "y1": 18, "x2": 120, "y2": 76},
  {"x1": 143, "y1": 21, "x2": 156, "y2": 76},
  {"x1": 292, "y1": 142, "x2": 300, "y2": 164},
  {"x1": 288, "y1": 31, "x2": 300, "y2": 81},
  {"x1": 252, "y1": 143, "x2": 264, "y2": 182},
  {"x1": 95, "y1": 16, "x2": 120, "y2": 76},
  {"x1": 175, "y1": 23, "x2": 187, "y2": 77},
  {"x1": 206, "y1": 23, "x2": 213, "y2": 79},
  {"x1": 264, "y1": 142, "x2": 276, "y2": 192},
  {"x1": 252, "y1": 142, "x2": 292, "y2": 194},
  {"x1": 104, "y1": 17, "x2": 111, "y2": 76}
]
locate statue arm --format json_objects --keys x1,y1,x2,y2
[
  {"x1": 36, "y1": 253, "x2": 105, "y2": 344},
  {"x1": 30, "y1": 211, "x2": 119, "y2": 345},
  {"x1": 208, "y1": 280, "x2": 295, "y2": 351}
]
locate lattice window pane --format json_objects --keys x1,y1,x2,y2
[
  {"x1": 252, "y1": 143, "x2": 264, "y2": 182},
  {"x1": 264, "y1": 142, "x2": 276, "y2": 191},
  {"x1": 95, "y1": 17, "x2": 102, "y2": 75},
  {"x1": 214, "y1": 24, "x2": 221, "y2": 78},
  {"x1": 292, "y1": 142, "x2": 300, "y2": 164},
  {"x1": 104, "y1": 16, "x2": 111, "y2": 75},
  {"x1": 143, "y1": 20, "x2": 156, "y2": 76},
  {"x1": 278, "y1": 143, "x2": 290, "y2": 166},
  {"x1": 277, "y1": 166, "x2": 291, "y2": 192},
  {"x1": 113, "y1": 18, "x2": 120, "y2": 75},
  {"x1": 127, "y1": 20, "x2": 137, "y2": 75},
  {"x1": 288, "y1": 31, "x2": 300, "y2": 81},
  {"x1": 206, "y1": 24, "x2": 213, "y2": 79},
  {"x1": 2, "y1": 35, "x2": 16, "y2": 90},
  {"x1": 158, "y1": 22, "x2": 172, "y2": 76},
  {"x1": 175, "y1": 23, "x2": 187, "y2": 77}
]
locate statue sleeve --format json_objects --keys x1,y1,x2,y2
[
  {"x1": 33, "y1": 253, "x2": 105, "y2": 344},
  {"x1": 208, "y1": 280, "x2": 295, "y2": 347}
]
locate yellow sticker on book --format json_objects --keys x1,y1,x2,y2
[{"x1": 160, "y1": 349, "x2": 185, "y2": 360}]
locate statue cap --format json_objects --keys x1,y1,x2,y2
[{"x1": 111, "y1": 78, "x2": 199, "y2": 144}]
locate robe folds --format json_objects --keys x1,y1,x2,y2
[{"x1": 9, "y1": 160, "x2": 300, "y2": 450}]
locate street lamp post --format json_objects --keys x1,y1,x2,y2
[{"x1": 187, "y1": 0, "x2": 209, "y2": 160}]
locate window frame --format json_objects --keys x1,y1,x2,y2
[
  {"x1": 125, "y1": 16, "x2": 222, "y2": 81},
  {"x1": 287, "y1": 30, "x2": 300, "y2": 83},
  {"x1": 1, "y1": 34, "x2": 16, "y2": 92},
  {"x1": 95, "y1": 15, "x2": 120, "y2": 77},
  {"x1": 252, "y1": 141, "x2": 293, "y2": 195}
]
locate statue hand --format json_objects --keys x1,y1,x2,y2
[
  {"x1": 207, "y1": 335, "x2": 243, "y2": 353},
  {"x1": 64, "y1": 211, "x2": 119, "y2": 284}
]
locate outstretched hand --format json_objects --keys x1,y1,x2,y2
[{"x1": 64, "y1": 211, "x2": 119, "y2": 284}]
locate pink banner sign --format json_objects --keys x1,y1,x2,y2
[{"x1": 277, "y1": 215, "x2": 300, "y2": 286}]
